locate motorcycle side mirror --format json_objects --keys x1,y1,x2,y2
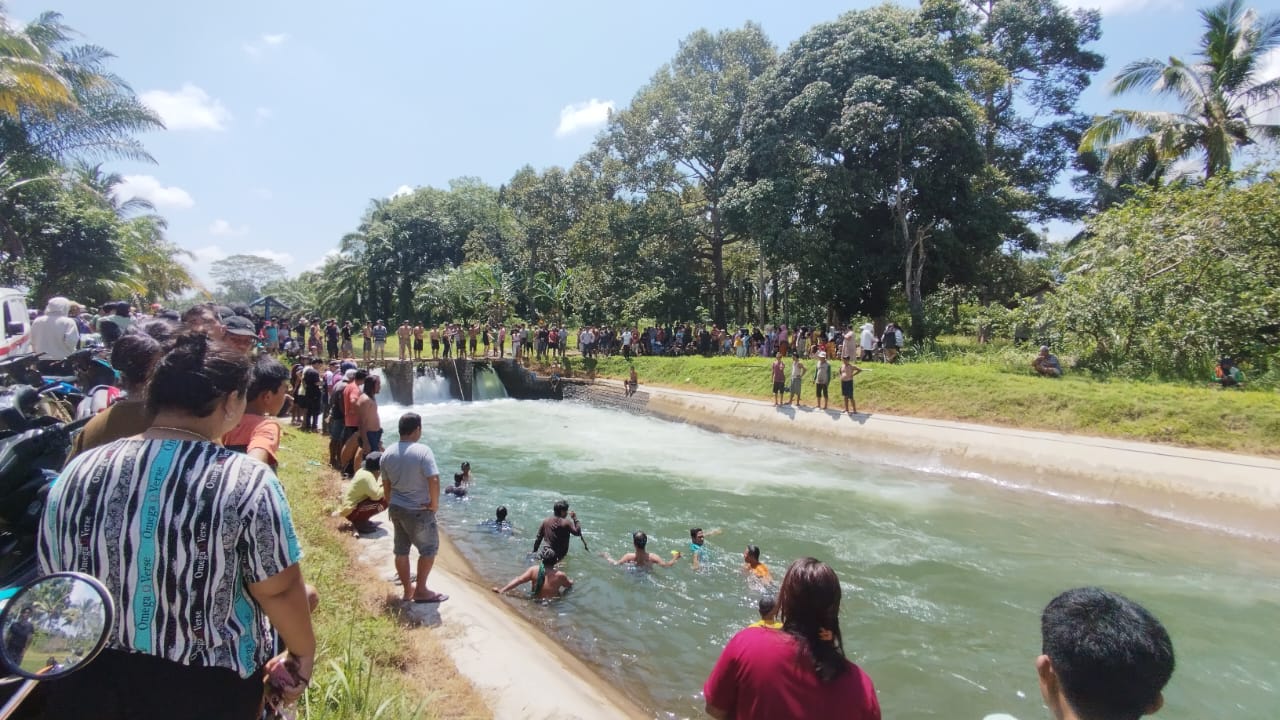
[{"x1": 0, "y1": 573, "x2": 113, "y2": 680}]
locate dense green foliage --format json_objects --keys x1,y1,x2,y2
[{"x1": 0, "y1": 5, "x2": 194, "y2": 306}]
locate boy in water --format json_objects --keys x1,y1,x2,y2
[
  {"x1": 1037, "y1": 587, "x2": 1174, "y2": 720},
  {"x1": 747, "y1": 594, "x2": 781, "y2": 629},
  {"x1": 603, "y1": 531, "x2": 682, "y2": 569},
  {"x1": 742, "y1": 545, "x2": 772, "y2": 584},
  {"x1": 444, "y1": 472, "x2": 468, "y2": 498},
  {"x1": 493, "y1": 547, "x2": 573, "y2": 599}
]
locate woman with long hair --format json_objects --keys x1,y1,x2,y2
[
  {"x1": 704, "y1": 557, "x2": 880, "y2": 719},
  {"x1": 39, "y1": 332, "x2": 315, "y2": 719}
]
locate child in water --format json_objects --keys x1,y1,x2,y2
[
  {"x1": 493, "y1": 547, "x2": 573, "y2": 599},
  {"x1": 445, "y1": 472, "x2": 468, "y2": 498}
]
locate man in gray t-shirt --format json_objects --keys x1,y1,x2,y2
[{"x1": 380, "y1": 412, "x2": 447, "y2": 603}]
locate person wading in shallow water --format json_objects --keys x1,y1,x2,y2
[
  {"x1": 493, "y1": 547, "x2": 574, "y2": 599},
  {"x1": 532, "y1": 499, "x2": 582, "y2": 563}
]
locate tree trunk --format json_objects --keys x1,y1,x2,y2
[
  {"x1": 710, "y1": 207, "x2": 727, "y2": 329},
  {"x1": 757, "y1": 251, "x2": 768, "y2": 327}
]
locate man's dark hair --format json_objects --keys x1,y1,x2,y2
[
  {"x1": 453, "y1": 472, "x2": 464, "y2": 486},
  {"x1": 1041, "y1": 587, "x2": 1175, "y2": 720},
  {"x1": 147, "y1": 333, "x2": 250, "y2": 417},
  {"x1": 353, "y1": 368, "x2": 369, "y2": 382},
  {"x1": 496, "y1": 506, "x2": 507, "y2": 522},
  {"x1": 247, "y1": 356, "x2": 290, "y2": 401},
  {"x1": 538, "y1": 546, "x2": 558, "y2": 567},
  {"x1": 362, "y1": 375, "x2": 379, "y2": 395},
  {"x1": 746, "y1": 545, "x2": 761, "y2": 561},
  {"x1": 363, "y1": 451, "x2": 382, "y2": 471},
  {"x1": 690, "y1": 527, "x2": 702, "y2": 540},
  {"x1": 758, "y1": 594, "x2": 777, "y2": 619},
  {"x1": 553, "y1": 499, "x2": 569, "y2": 517},
  {"x1": 397, "y1": 412, "x2": 421, "y2": 436},
  {"x1": 632, "y1": 531, "x2": 648, "y2": 548}
]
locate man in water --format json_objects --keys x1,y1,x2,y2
[
  {"x1": 482, "y1": 506, "x2": 514, "y2": 535},
  {"x1": 603, "y1": 531, "x2": 681, "y2": 569},
  {"x1": 444, "y1": 472, "x2": 468, "y2": 498},
  {"x1": 532, "y1": 499, "x2": 582, "y2": 563},
  {"x1": 689, "y1": 527, "x2": 723, "y2": 570},
  {"x1": 747, "y1": 594, "x2": 781, "y2": 629},
  {"x1": 743, "y1": 545, "x2": 772, "y2": 584},
  {"x1": 493, "y1": 547, "x2": 573, "y2": 599},
  {"x1": 1036, "y1": 587, "x2": 1174, "y2": 720},
  {"x1": 382, "y1": 412, "x2": 447, "y2": 603}
]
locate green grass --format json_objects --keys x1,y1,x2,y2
[
  {"x1": 273, "y1": 431, "x2": 460, "y2": 720},
  {"x1": 556, "y1": 350, "x2": 1279, "y2": 457}
]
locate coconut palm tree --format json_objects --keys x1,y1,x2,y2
[
  {"x1": 0, "y1": 6, "x2": 75, "y2": 120},
  {"x1": 1080, "y1": 0, "x2": 1280, "y2": 180}
]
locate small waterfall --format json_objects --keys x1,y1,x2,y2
[
  {"x1": 472, "y1": 365, "x2": 509, "y2": 401},
  {"x1": 413, "y1": 367, "x2": 454, "y2": 403}
]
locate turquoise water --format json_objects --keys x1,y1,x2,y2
[{"x1": 379, "y1": 398, "x2": 1280, "y2": 720}]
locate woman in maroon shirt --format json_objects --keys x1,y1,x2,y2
[{"x1": 704, "y1": 558, "x2": 881, "y2": 720}]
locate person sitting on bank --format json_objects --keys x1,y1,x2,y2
[
  {"x1": 493, "y1": 547, "x2": 573, "y2": 599},
  {"x1": 1033, "y1": 345, "x2": 1063, "y2": 378},
  {"x1": 748, "y1": 594, "x2": 782, "y2": 629},
  {"x1": 1211, "y1": 357, "x2": 1245, "y2": 389},
  {"x1": 444, "y1": 472, "x2": 468, "y2": 498},
  {"x1": 602, "y1": 531, "x2": 681, "y2": 569},
  {"x1": 340, "y1": 451, "x2": 387, "y2": 535},
  {"x1": 1036, "y1": 587, "x2": 1174, "y2": 720},
  {"x1": 743, "y1": 545, "x2": 772, "y2": 584}
]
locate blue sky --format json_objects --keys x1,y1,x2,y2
[{"x1": 9, "y1": 0, "x2": 1275, "y2": 288}]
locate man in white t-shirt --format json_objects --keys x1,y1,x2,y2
[{"x1": 859, "y1": 323, "x2": 876, "y2": 361}]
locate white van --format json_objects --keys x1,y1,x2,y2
[{"x1": 0, "y1": 289, "x2": 30, "y2": 357}]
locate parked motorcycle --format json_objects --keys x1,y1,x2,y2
[{"x1": 0, "y1": 572, "x2": 114, "y2": 718}]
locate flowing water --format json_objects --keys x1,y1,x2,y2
[
  {"x1": 377, "y1": 397, "x2": 1280, "y2": 720},
  {"x1": 471, "y1": 366, "x2": 508, "y2": 401}
]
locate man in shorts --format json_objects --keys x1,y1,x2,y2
[
  {"x1": 1036, "y1": 587, "x2": 1174, "y2": 720},
  {"x1": 413, "y1": 323, "x2": 425, "y2": 361},
  {"x1": 397, "y1": 321, "x2": 411, "y2": 360},
  {"x1": 770, "y1": 352, "x2": 786, "y2": 406},
  {"x1": 372, "y1": 320, "x2": 389, "y2": 363},
  {"x1": 840, "y1": 356, "x2": 863, "y2": 415},
  {"x1": 813, "y1": 351, "x2": 832, "y2": 410},
  {"x1": 788, "y1": 356, "x2": 806, "y2": 407},
  {"x1": 382, "y1": 412, "x2": 447, "y2": 603}
]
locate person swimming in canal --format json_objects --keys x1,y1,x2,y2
[
  {"x1": 481, "y1": 505, "x2": 513, "y2": 535},
  {"x1": 460, "y1": 461, "x2": 472, "y2": 484},
  {"x1": 493, "y1": 547, "x2": 573, "y2": 599},
  {"x1": 602, "y1": 531, "x2": 682, "y2": 569},
  {"x1": 743, "y1": 544, "x2": 773, "y2": 584},
  {"x1": 689, "y1": 526, "x2": 723, "y2": 569},
  {"x1": 747, "y1": 593, "x2": 781, "y2": 629},
  {"x1": 444, "y1": 472, "x2": 468, "y2": 498}
]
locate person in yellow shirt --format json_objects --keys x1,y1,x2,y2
[
  {"x1": 747, "y1": 594, "x2": 781, "y2": 629},
  {"x1": 341, "y1": 451, "x2": 387, "y2": 534},
  {"x1": 743, "y1": 545, "x2": 772, "y2": 584}
]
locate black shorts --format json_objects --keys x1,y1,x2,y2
[
  {"x1": 772, "y1": 380, "x2": 785, "y2": 394},
  {"x1": 413, "y1": 339, "x2": 424, "y2": 351},
  {"x1": 841, "y1": 379, "x2": 854, "y2": 398},
  {"x1": 431, "y1": 339, "x2": 440, "y2": 349},
  {"x1": 815, "y1": 382, "x2": 828, "y2": 399},
  {"x1": 41, "y1": 648, "x2": 265, "y2": 720},
  {"x1": 342, "y1": 425, "x2": 358, "y2": 443}
]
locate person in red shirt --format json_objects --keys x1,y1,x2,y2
[
  {"x1": 222, "y1": 356, "x2": 289, "y2": 469},
  {"x1": 704, "y1": 557, "x2": 880, "y2": 720}
]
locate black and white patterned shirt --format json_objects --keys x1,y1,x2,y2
[{"x1": 38, "y1": 438, "x2": 302, "y2": 678}]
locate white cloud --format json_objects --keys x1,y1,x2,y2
[
  {"x1": 390, "y1": 184, "x2": 414, "y2": 199},
  {"x1": 209, "y1": 219, "x2": 249, "y2": 237},
  {"x1": 141, "y1": 84, "x2": 231, "y2": 131},
  {"x1": 1058, "y1": 0, "x2": 1178, "y2": 14},
  {"x1": 1254, "y1": 49, "x2": 1280, "y2": 125},
  {"x1": 244, "y1": 32, "x2": 289, "y2": 57},
  {"x1": 555, "y1": 98, "x2": 614, "y2": 138},
  {"x1": 114, "y1": 175, "x2": 195, "y2": 209}
]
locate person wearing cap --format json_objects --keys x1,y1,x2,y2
[
  {"x1": 813, "y1": 351, "x2": 832, "y2": 410},
  {"x1": 223, "y1": 315, "x2": 258, "y2": 354},
  {"x1": 340, "y1": 451, "x2": 387, "y2": 534},
  {"x1": 1211, "y1": 357, "x2": 1245, "y2": 388},
  {"x1": 1033, "y1": 345, "x2": 1063, "y2": 377}
]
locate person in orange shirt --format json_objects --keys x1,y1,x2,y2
[
  {"x1": 222, "y1": 356, "x2": 289, "y2": 469},
  {"x1": 743, "y1": 545, "x2": 772, "y2": 585}
]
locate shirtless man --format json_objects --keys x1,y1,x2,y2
[
  {"x1": 354, "y1": 374, "x2": 383, "y2": 470},
  {"x1": 412, "y1": 323, "x2": 424, "y2": 361},
  {"x1": 603, "y1": 531, "x2": 682, "y2": 569},
  {"x1": 397, "y1": 322, "x2": 412, "y2": 360},
  {"x1": 493, "y1": 547, "x2": 573, "y2": 599},
  {"x1": 429, "y1": 325, "x2": 440, "y2": 359},
  {"x1": 532, "y1": 499, "x2": 582, "y2": 563}
]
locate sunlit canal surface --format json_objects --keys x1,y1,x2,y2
[{"x1": 378, "y1": 398, "x2": 1280, "y2": 719}]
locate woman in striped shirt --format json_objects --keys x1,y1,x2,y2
[{"x1": 38, "y1": 332, "x2": 315, "y2": 719}]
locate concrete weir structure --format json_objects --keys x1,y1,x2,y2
[
  {"x1": 573, "y1": 380, "x2": 1280, "y2": 540},
  {"x1": 381, "y1": 359, "x2": 561, "y2": 403}
]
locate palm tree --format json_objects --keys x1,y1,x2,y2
[
  {"x1": 0, "y1": 7, "x2": 75, "y2": 120},
  {"x1": 1080, "y1": 0, "x2": 1280, "y2": 180}
]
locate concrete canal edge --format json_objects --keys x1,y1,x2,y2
[{"x1": 575, "y1": 380, "x2": 1280, "y2": 541}]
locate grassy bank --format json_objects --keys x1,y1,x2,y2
[
  {"x1": 551, "y1": 352, "x2": 1279, "y2": 458},
  {"x1": 273, "y1": 429, "x2": 490, "y2": 720}
]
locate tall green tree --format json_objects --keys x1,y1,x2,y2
[
  {"x1": 209, "y1": 254, "x2": 287, "y2": 304},
  {"x1": 1080, "y1": 0, "x2": 1280, "y2": 179},
  {"x1": 603, "y1": 23, "x2": 777, "y2": 328}
]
